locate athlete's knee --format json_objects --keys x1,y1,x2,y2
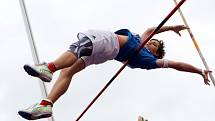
[
  {"x1": 60, "y1": 60, "x2": 85, "y2": 77},
  {"x1": 60, "y1": 68, "x2": 74, "y2": 79},
  {"x1": 68, "y1": 36, "x2": 93, "y2": 58}
]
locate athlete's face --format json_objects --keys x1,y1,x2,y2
[{"x1": 145, "y1": 39, "x2": 160, "y2": 56}]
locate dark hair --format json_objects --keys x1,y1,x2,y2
[{"x1": 151, "y1": 39, "x2": 165, "y2": 59}]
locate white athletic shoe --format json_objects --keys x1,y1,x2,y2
[
  {"x1": 18, "y1": 103, "x2": 52, "y2": 120},
  {"x1": 24, "y1": 63, "x2": 53, "y2": 82},
  {"x1": 138, "y1": 116, "x2": 148, "y2": 121}
]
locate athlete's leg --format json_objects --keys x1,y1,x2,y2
[
  {"x1": 52, "y1": 36, "x2": 92, "y2": 70},
  {"x1": 23, "y1": 36, "x2": 92, "y2": 82},
  {"x1": 47, "y1": 59, "x2": 85, "y2": 103},
  {"x1": 51, "y1": 51, "x2": 78, "y2": 70},
  {"x1": 18, "y1": 59, "x2": 85, "y2": 120}
]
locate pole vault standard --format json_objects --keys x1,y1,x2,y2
[
  {"x1": 172, "y1": 0, "x2": 215, "y2": 86},
  {"x1": 75, "y1": 0, "x2": 187, "y2": 120},
  {"x1": 19, "y1": 0, "x2": 54, "y2": 121}
]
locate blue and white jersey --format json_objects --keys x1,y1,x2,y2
[{"x1": 114, "y1": 29, "x2": 158, "y2": 70}]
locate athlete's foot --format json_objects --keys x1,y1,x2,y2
[
  {"x1": 18, "y1": 103, "x2": 52, "y2": 120},
  {"x1": 23, "y1": 63, "x2": 53, "y2": 82}
]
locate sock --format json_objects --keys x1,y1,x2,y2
[
  {"x1": 47, "y1": 62, "x2": 56, "y2": 73},
  {"x1": 40, "y1": 99, "x2": 53, "y2": 107}
]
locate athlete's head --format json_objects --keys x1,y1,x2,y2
[{"x1": 145, "y1": 39, "x2": 165, "y2": 59}]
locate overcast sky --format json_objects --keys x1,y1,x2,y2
[{"x1": 0, "y1": 0, "x2": 215, "y2": 121}]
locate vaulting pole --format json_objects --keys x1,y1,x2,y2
[
  {"x1": 19, "y1": 0, "x2": 55, "y2": 121},
  {"x1": 75, "y1": 0, "x2": 187, "y2": 120},
  {"x1": 173, "y1": 0, "x2": 215, "y2": 86}
]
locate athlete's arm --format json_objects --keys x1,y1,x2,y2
[
  {"x1": 141, "y1": 25, "x2": 188, "y2": 42},
  {"x1": 156, "y1": 59, "x2": 211, "y2": 86}
]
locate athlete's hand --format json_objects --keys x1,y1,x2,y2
[
  {"x1": 202, "y1": 70, "x2": 212, "y2": 86},
  {"x1": 172, "y1": 25, "x2": 189, "y2": 36}
]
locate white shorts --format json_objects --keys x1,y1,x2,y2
[{"x1": 77, "y1": 30, "x2": 120, "y2": 67}]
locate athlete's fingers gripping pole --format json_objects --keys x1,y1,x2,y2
[
  {"x1": 173, "y1": 0, "x2": 215, "y2": 86},
  {"x1": 75, "y1": 0, "x2": 186, "y2": 120}
]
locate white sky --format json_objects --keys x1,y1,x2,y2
[{"x1": 0, "y1": 0, "x2": 215, "y2": 121}]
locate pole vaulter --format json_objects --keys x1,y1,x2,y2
[
  {"x1": 172, "y1": 0, "x2": 215, "y2": 86},
  {"x1": 75, "y1": 0, "x2": 187, "y2": 120}
]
